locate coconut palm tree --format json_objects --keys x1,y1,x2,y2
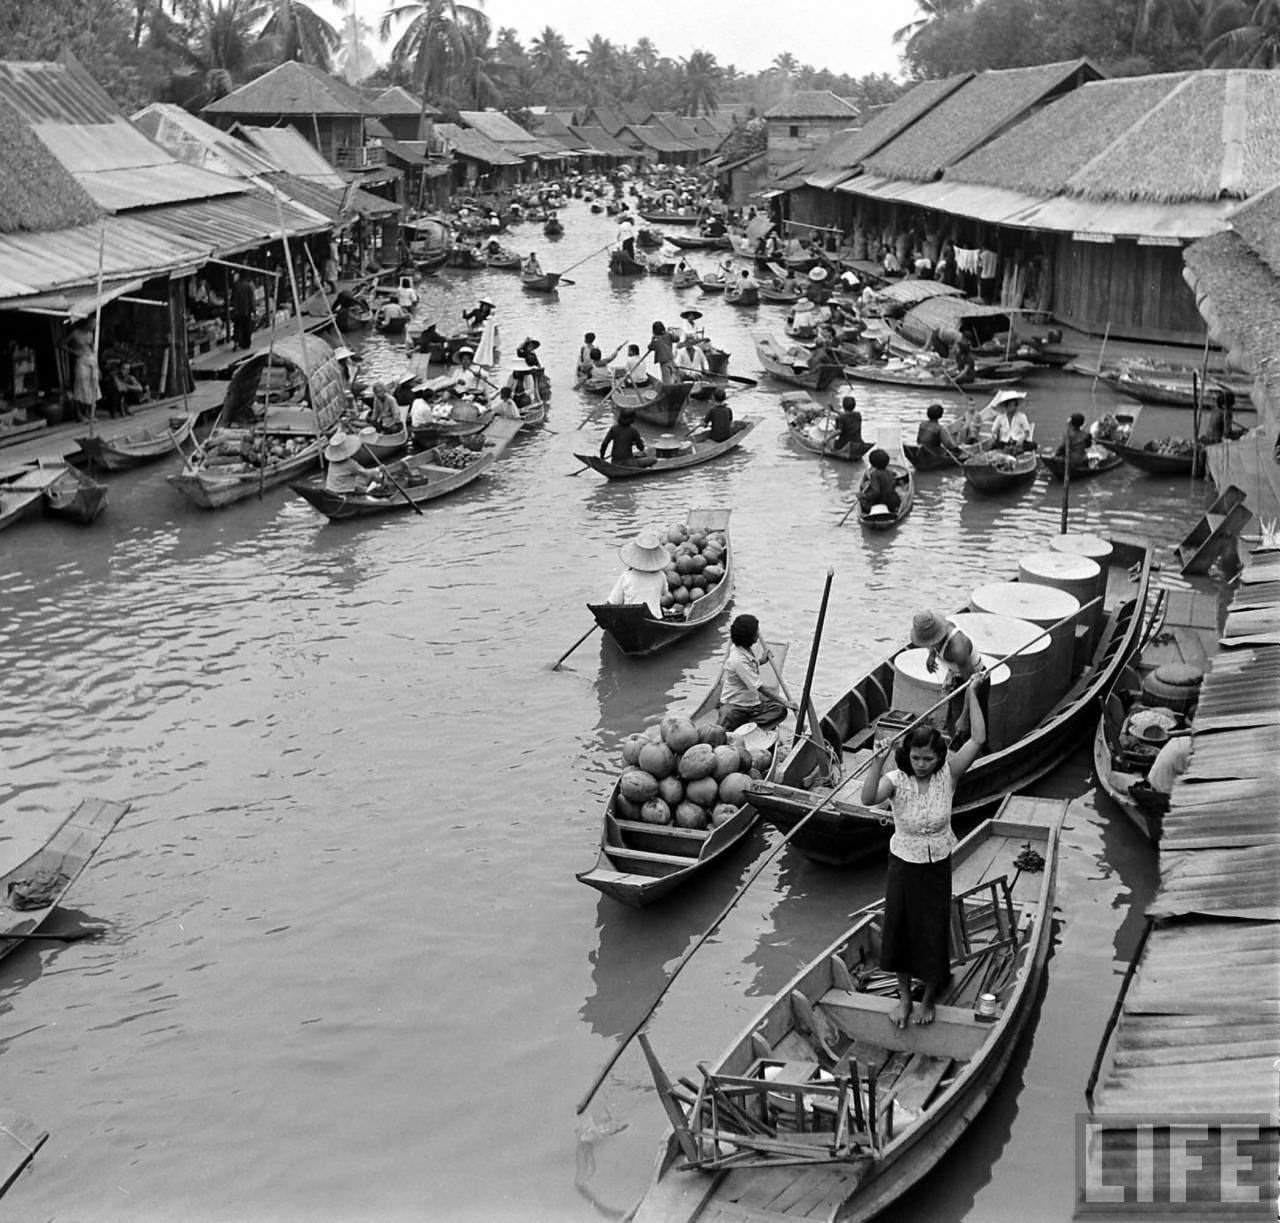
[
  {"x1": 451, "y1": 20, "x2": 507, "y2": 108},
  {"x1": 165, "y1": 0, "x2": 271, "y2": 82},
  {"x1": 336, "y1": 11, "x2": 377, "y2": 82},
  {"x1": 259, "y1": 0, "x2": 343, "y2": 68},
  {"x1": 679, "y1": 49, "x2": 721, "y2": 117},
  {"x1": 578, "y1": 34, "x2": 621, "y2": 105},
  {"x1": 771, "y1": 50, "x2": 798, "y2": 76},
  {"x1": 633, "y1": 36, "x2": 660, "y2": 73},
  {"x1": 1203, "y1": 0, "x2": 1280, "y2": 64},
  {"x1": 892, "y1": 0, "x2": 974, "y2": 50},
  {"x1": 380, "y1": 0, "x2": 486, "y2": 102}
]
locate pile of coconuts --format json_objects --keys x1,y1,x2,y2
[
  {"x1": 661, "y1": 522, "x2": 728, "y2": 617},
  {"x1": 615, "y1": 714, "x2": 773, "y2": 830}
]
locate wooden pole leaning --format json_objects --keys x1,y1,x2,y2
[{"x1": 575, "y1": 592, "x2": 1103, "y2": 1116}]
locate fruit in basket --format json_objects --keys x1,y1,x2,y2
[
  {"x1": 637, "y1": 741, "x2": 676, "y2": 779},
  {"x1": 621, "y1": 733, "x2": 648, "y2": 766},
  {"x1": 684, "y1": 775, "x2": 719, "y2": 807},
  {"x1": 751, "y1": 747, "x2": 773, "y2": 773},
  {"x1": 712, "y1": 745, "x2": 740, "y2": 779},
  {"x1": 657, "y1": 776, "x2": 683, "y2": 807},
  {"x1": 677, "y1": 743, "x2": 716, "y2": 780},
  {"x1": 717, "y1": 773, "x2": 751, "y2": 806},
  {"x1": 674, "y1": 801, "x2": 708, "y2": 830},
  {"x1": 710, "y1": 803, "x2": 738, "y2": 828},
  {"x1": 698, "y1": 723, "x2": 728, "y2": 747},
  {"x1": 660, "y1": 716, "x2": 699, "y2": 753},
  {"x1": 620, "y1": 769, "x2": 659, "y2": 803},
  {"x1": 640, "y1": 798, "x2": 672, "y2": 825}
]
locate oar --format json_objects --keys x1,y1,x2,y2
[
  {"x1": 836, "y1": 496, "x2": 862, "y2": 527},
  {"x1": 675, "y1": 366, "x2": 758, "y2": 388},
  {"x1": 362, "y1": 441, "x2": 424, "y2": 516},
  {"x1": 555, "y1": 241, "x2": 614, "y2": 279},
  {"x1": 575, "y1": 353, "x2": 648, "y2": 430},
  {"x1": 794, "y1": 568, "x2": 833, "y2": 744},
  {"x1": 551, "y1": 623, "x2": 599, "y2": 670},
  {"x1": 574, "y1": 592, "x2": 1102, "y2": 1116},
  {"x1": 3, "y1": 930, "x2": 100, "y2": 943},
  {"x1": 557, "y1": 277, "x2": 576, "y2": 287}
]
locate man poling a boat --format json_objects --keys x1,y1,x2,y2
[
  {"x1": 322, "y1": 432, "x2": 380, "y2": 496},
  {"x1": 605, "y1": 530, "x2": 667, "y2": 615},
  {"x1": 860, "y1": 681, "x2": 987, "y2": 1029},
  {"x1": 718, "y1": 614, "x2": 796, "y2": 731}
]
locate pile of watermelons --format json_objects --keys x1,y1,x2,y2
[
  {"x1": 661, "y1": 522, "x2": 727, "y2": 618},
  {"x1": 614, "y1": 715, "x2": 772, "y2": 830}
]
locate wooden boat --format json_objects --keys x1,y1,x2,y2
[
  {"x1": 334, "y1": 298, "x2": 373, "y2": 331},
  {"x1": 962, "y1": 450, "x2": 1039, "y2": 494},
  {"x1": 856, "y1": 462, "x2": 914, "y2": 530},
  {"x1": 414, "y1": 249, "x2": 450, "y2": 274},
  {"x1": 698, "y1": 273, "x2": 728, "y2": 293},
  {"x1": 610, "y1": 250, "x2": 648, "y2": 276},
  {"x1": 447, "y1": 246, "x2": 487, "y2": 269},
  {"x1": 639, "y1": 210, "x2": 701, "y2": 226},
  {"x1": 608, "y1": 380, "x2": 694, "y2": 429},
  {"x1": 354, "y1": 422, "x2": 409, "y2": 464},
  {"x1": 576, "y1": 420, "x2": 756, "y2": 483},
  {"x1": 1012, "y1": 340, "x2": 1077, "y2": 368},
  {"x1": 75, "y1": 414, "x2": 194, "y2": 471},
  {"x1": 586, "y1": 507, "x2": 734, "y2": 654},
  {"x1": 0, "y1": 462, "x2": 58, "y2": 532},
  {"x1": 725, "y1": 282, "x2": 759, "y2": 306},
  {"x1": 759, "y1": 284, "x2": 800, "y2": 304},
  {"x1": 673, "y1": 266, "x2": 700, "y2": 289},
  {"x1": 1, "y1": 796, "x2": 130, "y2": 962},
  {"x1": 755, "y1": 335, "x2": 839, "y2": 390},
  {"x1": 637, "y1": 228, "x2": 664, "y2": 250},
  {"x1": 44, "y1": 464, "x2": 108, "y2": 524},
  {"x1": 649, "y1": 258, "x2": 677, "y2": 278},
  {"x1": 375, "y1": 310, "x2": 409, "y2": 336},
  {"x1": 666, "y1": 232, "x2": 732, "y2": 250},
  {"x1": 903, "y1": 443, "x2": 965, "y2": 473},
  {"x1": 782, "y1": 401, "x2": 872, "y2": 462},
  {"x1": 1072, "y1": 361, "x2": 1254, "y2": 410},
  {"x1": 543, "y1": 218, "x2": 564, "y2": 236},
  {"x1": 1041, "y1": 450, "x2": 1125, "y2": 481},
  {"x1": 410, "y1": 407, "x2": 494, "y2": 451},
  {"x1": 485, "y1": 250, "x2": 522, "y2": 270},
  {"x1": 521, "y1": 270, "x2": 562, "y2": 292},
  {"x1": 842, "y1": 360, "x2": 1029, "y2": 392},
  {"x1": 746, "y1": 537, "x2": 1152, "y2": 865},
  {"x1": 291, "y1": 416, "x2": 522, "y2": 520},
  {"x1": 1104, "y1": 439, "x2": 1205, "y2": 477},
  {"x1": 0, "y1": 1110, "x2": 48, "y2": 1200},
  {"x1": 168, "y1": 334, "x2": 345, "y2": 510},
  {"x1": 632, "y1": 795, "x2": 1065, "y2": 1223},
  {"x1": 576, "y1": 645, "x2": 790, "y2": 906}
]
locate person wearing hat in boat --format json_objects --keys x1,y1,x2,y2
[
  {"x1": 858, "y1": 448, "x2": 901, "y2": 517},
  {"x1": 448, "y1": 347, "x2": 488, "y2": 398},
  {"x1": 462, "y1": 297, "x2": 495, "y2": 329},
  {"x1": 911, "y1": 609, "x2": 985, "y2": 736},
  {"x1": 916, "y1": 403, "x2": 965, "y2": 465},
  {"x1": 719, "y1": 614, "x2": 796, "y2": 732},
  {"x1": 515, "y1": 337, "x2": 542, "y2": 370},
  {"x1": 606, "y1": 530, "x2": 668, "y2": 616},
  {"x1": 323, "y1": 432, "x2": 379, "y2": 495},
  {"x1": 676, "y1": 333, "x2": 709, "y2": 389},
  {"x1": 830, "y1": 395, "x2": 865, "y2": 456},
  {"x1": 860, "y1": 681, "x2": 987, "y2": 1029},
  {"x1": 367, "y1": 382, "x2": 401, "y2": 433},
  {"x1": 1054, "y1": 411, "x2": 1091, "y2": 471},
  {"x1": 677, "y1": 309, "x2": 704, "y2": 345},
  {"x1": 989, "y1": 390, "x2": 1033, "y2": 452},
  {"x1": 599, "y1": 408, "x2": 655, "y2": 468}
]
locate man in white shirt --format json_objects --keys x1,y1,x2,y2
[{"x1": 990, "y1": 390, "x2": 1032, "y2": 451}]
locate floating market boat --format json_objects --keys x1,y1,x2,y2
[
  {"x1": 903, "y1": 443, "x2": 967, "y2": 472},
  {"x1": 354, "y1": 422, "x2": 409, "y2": 464},
  {"x1": 291, "y1": 416, "x2": 521, "y2": 520},
  {"x1": 856, "y1": 461, "x2": 914, "y2": 530},
  {"x1": 44, "y1": 464, "x2": 108, "y2": 524},
  {"x1": 1070, "y1": 361, "x2": 1254, "y2": 410},
  {"x1": 755, "y1": 335, "x2": 840, "y2": 390},
  {"x1": 666, "y1": 232, "x2": 732, "y2": 250},
  {"x1": 75, "y1": 414, "x2": 194, "y2": 471},
  {"x1": 586, "y1": 508, "x2": 734, "y2": 654},
  {"x1": 168, "y1": 334, "x2": 345, "y2": 510},
  {"x1": 1040, "y1": 449, "x2": 1125, "y2": 481},
  {"x1": 1101, "y1": 439, "x2": 1205, "y2": 477},
  {"x1": 725, "y1": 281, "x2": 759, "y2": 306},
  {"x1": 0, "y1": 460, "x2": 107, "y2": 526},
  {"x1": 673, "y1": 266, "x2": 701, "y2": 289},
  {"x1": 1, "y1": 797, "x2": 130, "y2": 962},
  {"x1": 781, "y1": 396, "x2": 872, "y2": 462},
  {"x1": 962, "y1": 450, "x2": 1039, "y2": 494},
  {"x1": 0, "y1": 463, "x2": 58, "y2": 531},
  {"x1": 747, "y1": 537, "x2": 1152, "y2": 865},
  {"x1": 610, "y1": 250, "x2": 648, "y2": 276},
  {"x1": 638, "y1": 210, "x2": 701, "y2": 226},
  {"x1": 520, "y1": 270, "x2": 562, "y2": 292},
  {"x1": 631, "y1": 794, "x2": 1065, "y2": 1223},
  {"x1": 841, "y1": 360, "x2": 1030, "y2": 392},
  {"x1": 608, "y1": 380, "x2": 695, "y2": 429},
  {"x1": 575, "y1": 421, "x2": 757, "y2": 482},
  {"x1": 576, "y1": 644, "x2": 790, "y2": 907},
  {"x1": 410, "y1": 407, "x2": 493, "y2": 451}
]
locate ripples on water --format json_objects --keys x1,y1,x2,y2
[{"x1": 0, "y1": 203, "x2": 1201, "y2": 1220}]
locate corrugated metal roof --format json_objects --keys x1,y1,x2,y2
[
  {"x1": 129, "y1": 189, "x2": 331, "y2": 257},
  {"x1": 133, "y1": 103, "x2": 278, "y2": 179},
  {"x1": 235, "y1": 124, "x2": 347, "y2": 187},
  {"x1": 78, "y1": 164, "x2": 246, "y2": 212},
  {"x1": 435, "y1": 123, "x2": 522, "y2": 166},
  {"x1": 0, "y1": 275, "x2": 145, "y2": 320},
  {"x1": 0, "y1": 59, "x2": 122, "y2": 125},
  {"x1": 266, "y1": 171, "x2": 399, "y2": 222}
]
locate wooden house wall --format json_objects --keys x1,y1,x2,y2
[{"x1": 1052, "y1": 235, "x2": 1205, "y2": 343}]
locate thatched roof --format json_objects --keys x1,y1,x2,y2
[
  {"x1": 435, "y1": 122, "x2": 522, "y2": 166},
  {"x1": 570, "y1": 125, "x2": 633, "y2": 156},
  {"x1": 947, "y1": 74, "x2": 1175, "y2": 196},
  {"x1": 582, "y1": 106, "x2": 625, "y2": 136},
  {"x1": 864, "y1": 59, "x2": 1100, "y2": 183},
  {"x1": 765, "y1": 90, "x2": 859, "y2": 120},
  {"x1": 204, "y1": 61, "x2": 367, "y2": 117},
  {"x1": 367, "y1": 86, "x2": 439, "y2": 118},
  {"x1": 617, "y1": 124, "x2": 693, "y2": 154},
  {"x1": 1064, "y1": 70, "x2": 1280, "y2": 203},
  {"x1": 1229, "y1": 182, "x2": 1280, "y2": 279},
  {"x1": 0, "y1": 91, "x2": 101, "y2": 234}
]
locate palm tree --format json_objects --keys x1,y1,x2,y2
[
  {"x1": 380, "y1": 0, "x2": 486, "y2": 102},
  {"x1": 1204, "y1": 0, "x2": 1280, "y2": 64},
  {"x1": 771, "y1": 50, "x2": 798, "y2": 76},
  {"x1": 679, "y1": 49, "x2": 721, "y2": 117},
  {"x1": 259, "y1": 0, "x2": 344, "y2": 68},
  {"x1": 336, "y1": 12, "x2": 377, "y2": 82},
  {"x1": 166, "y1": 0, "x2": 271, "y2": 80},
  {"x1": 451, "y1": 20, "x2": 507, "y2": 108},
  {"x1": 578, "y1": 34, "x2": 621, "y2": 105},
  {"x1": 892, "y1": 0, "x2": 973, "y2": 53},
  {"x1": 633, "y1": 36, "x2": 659, "y2": 72},
  {"x1": 528, "y1": 26, "x2": 573, "y2": 102}
]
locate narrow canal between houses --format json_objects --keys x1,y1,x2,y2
[{"x1": 0, "y1": 201, "x2": 1207, "y2": 1221}]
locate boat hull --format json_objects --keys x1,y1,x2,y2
[
  {"x1": 575, "y1": 419, "x2": 756, "y2": 482},
  {"x1": 962, "y1": 452, "x2": 1039, "y2": 493},
  {"x1": 168, "y1": 443, "x2": 323, "y2": 509},
  {"x1": 75, "y1": 415, "x2": 194, "y2": 471}
]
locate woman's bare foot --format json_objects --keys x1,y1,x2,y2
[
  {"x1": 916, "y1": 1002, "x2": 936, "y2": 1025},
  {"x1": 891, "y1": 998, "x2": 912, "y2": 1029}
]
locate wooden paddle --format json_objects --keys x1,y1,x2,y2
[
  {"x1": 793, "y1": 568, "x2": 833, "y2": 743},
  {"x1": 550, "y1": 623, "x2": 599, "y2": 670},
  {"x1": 675, "y1": 366, "x2": 758, "y2": 388},
  {"x1": 576, "y1": 352, "x2": 649, "y2": 430},
  {"x1": 556, "y1": 241, "x2": 614, "y2": 279},
  {"x1": 574, "y1": 593, "x2": 1103, "y2": 1116},
  {"x1": 836, "y1": 496, "x2": 862, "y2": 527}
]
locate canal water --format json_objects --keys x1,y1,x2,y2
[{"x1": 0, "y1": 201, "x2": 1208, "y2": 1221}]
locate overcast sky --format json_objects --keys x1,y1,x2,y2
[{"x1": 350, "y1": 0, "x2": 921, "y2": 78}]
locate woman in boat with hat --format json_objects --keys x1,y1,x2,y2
[
  {"x1": 462, "y1": 297, "x2": 495, "y2": 329},
  {"x1": 322, "y1": 432, "x2": 380, "y2": 495},
  {"x1": 860, "y1": 681, "x2": 987, "y2": 1029},
  {"x1": 606, "y1": 530, "x2": 669, "y2": 616}
]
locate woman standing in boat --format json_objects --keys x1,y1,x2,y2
[{"x1": 861, "y1": 684, "x2": 987, "y2": 1030}]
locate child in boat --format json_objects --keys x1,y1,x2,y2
[
  {"x1": 860, "y1": 685, "x2": 987, "y2": 1029},
  {"x1": 916, "y1": 403, "x2": 964, "y2": 464},
  {"x1": 718, "y1": 614, "x2": 796, "y2": 731},
  {"x1": 1055, "y1": 411, "x2": 1091, "y2": 469},
  {"x1": 830, "y1": 397, "x2": 864, "y2": 455},
  {"x1": 859, "y1": 448, "x2": 900, "y2": 515}
]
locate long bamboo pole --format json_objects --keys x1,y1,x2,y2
[{"x1": 88, "y1": 221, "x2": 106, "y2": 437}]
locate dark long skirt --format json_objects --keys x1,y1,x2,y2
[{"x1": 879, "y1": 853, "x2": 951, "y2": 985}]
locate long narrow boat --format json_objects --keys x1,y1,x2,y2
[
  {"x1": 168, "y1": 335, "x2": 346, "y2": 510},
  {"x1": 576, "y1": 645, "x2": 790, "y2": 906},
  {"x1": 75, "y1": 414, "x2": 194, "y2": 471},
  {"x1": 575, "y1": 420, "x2": 756, "y2": 482},
  {"x1": 784, "y1": 411, "x2": 873, "y2": 463},
  {"x1": 1071, "y1": 361, "x2": 1254, "y2": 410},
  {"x1": 410, "y1": 408, "x2": 493, "y2": 451},
  {"x1": 1, "y1": 797, "x2": 130, "y2": 961},
  {"x1": 666, "y1": 233, "x2": 732, "y2": 250},
  {"x1": 610, "y1": 250, "x2": 649, "y2": 276},
  {"x1": 962, "y1": 450, "x2": 1038, "y2": 494},
  {"x1": 0, "y1": 463, "x2": 61, "y2": 531},
  {"x1": 746, "y1": 537, "x2": 1151, "y2": 865},
  {"x1": 290, "y1": 416, "x2": 522, "y2": 520},
  {"x1": 725, "y1": 283, "x2": 759, "y2": 307},
  {"x1": 638, "y1": 210, "x2": 701, "y2": 226},
  {"x1": 903, "y1": 443, "x2": 966, "y2": 473},
  {"x1": 755, "y1": 336, "x2": 839, "y2": 390},
  {"x1": 1102, "y1": 439, "x2": 1204, "y2": 477},
  {"x1": 521, "y1": 270, "x2": 562, "y2": 293},
  {"x1": 842, "y1": 361, "x2": 1029, "y2": 392},
  {"x1": 856, "y1": 463, "x2": 914, "y2": 530},
  {"x1": 1040, "y1": 450, "x2": 1125, "y2": 481},
  {"x1": 354, "y1": 422, "x2": 409, "y2": 464},
  {"x1": 609, "y1": 380, "x2": 694, "y2": 429},
  {"x1": 632, "y1": 795, "x2": 1066, "y2": 1223},
  {"x1": 673, "y1": 266, "x2": 700, "y2": 289},
  {"x1": 44, "y1": 464, "x2": 108, "y2": 524},
  {"x1": 586, "y1": 508, "x2": 734, "y2": 655}
]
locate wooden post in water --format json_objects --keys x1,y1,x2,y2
[{"x1": 1059, "y1": 427, "x2": 1072, "y2": 535}]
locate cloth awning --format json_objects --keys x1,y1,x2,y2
[
  {"x1": 836, "y1": 174, "x2": 1234, "y2": 241},
  {"x1": 0, "y1": 276, "x2": 146, "y2": 319}
]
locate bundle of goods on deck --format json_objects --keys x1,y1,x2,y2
[
  {"x1": 658, "y1": 521, "x2": 727, "y2": 619},
  {"x1": 200, "y1": 432, "x2": 313, "y2": 469}
]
